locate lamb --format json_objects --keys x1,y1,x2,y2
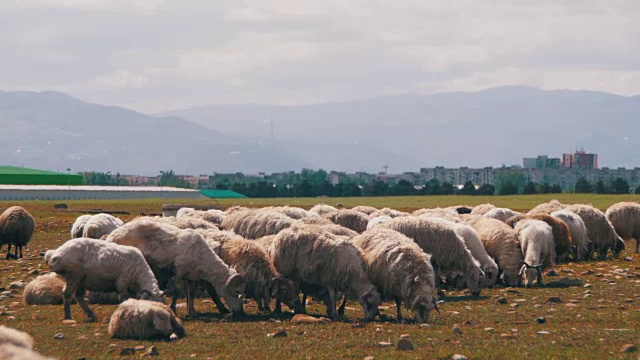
[
  {"x1": 514, "y1": 219, "x2": 555, "y2": 287},
  {"x1": 461, "y1": 216, "x2": 524, "y2": 287},
  {"x1": 154, "y1": 216, "x2": 218, "y2": 230},
  {"x1": 108, "y1": 299, "x2": 186, "y2": 340},
  {"x1": 271, "y1": 224, "x2": 381, "y2": 321},
  {"x1": 70, "y1": 214, "x2": 92, "y2": 238},
  {"x1": 351, "y1": 228, "x2": 437, "y2": 323},
  {"x1": 44, "y1": 238, "x2": 164, "y2": 321},
  {"x1": 177, "y1": 207, "x2": 225, "y2": 225},
  {"x1": 551, "y1": 210, "x2": 589, "y2": 261},
  {"x1": 82, "y1": 213, "x2": 124, "y2": 239},
  {"x1": 484, "y1": 208, "x2": 521, "y2": 223},
  {"x1": 309, "y1": 203, "x2": 338, "y2": 216},
  {"x1": 367, "y1": 215, "x2": 393, "y2": 230},
  {"x1": 0, "y1": 326, "x2": 52, "y2": 360},
  {"x1": 106, "y1": 218, "x2": 245, "y2": 317},
  {"x1": 565, "y1": 204, "x2": 623, "y2": 259},
  {"x1": 470, "y1": 203, "x2": 496, "y2": 215},
  {"x1": 379, "y1": 217, "x2": 485, "y2": 295},
  {"x1": 528, "y1": 200, "x2": 567, "y2": 215},
  {"x1": 323, "y1": 209, "x2": 369, "y2": 233},
  {"x1": 221, "y1": 209, "x2": 295, "y2": 239},
  {"x1": 0, "y1": 206, "x2": 35, "y2": 259},
  {"x1": 605, "y1": 202, "x2": 640, "y2": 253},
  {"x1": 351, "y1": 205, "x2": 378, "y2": 215},
  {"x1": 23, "y1": 272, "x2": 66, "y2": 305}
]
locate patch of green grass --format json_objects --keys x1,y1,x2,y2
[{"x1": 0, "y1": 196, "x2": 639, "y2": 359}]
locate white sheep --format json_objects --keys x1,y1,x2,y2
[
  {"x1": 449, "y1": 221, "x2": 499, "y2": 287},
  {"x1": 82, "y1": 213, "x2": 124, "y2": 239},
  {"x1": 106, "y1": 218, "x2": 245, "y2": 318},
  {"x1": 154, "y1": 216, "x2": 218, "y2": 230},
  {"x1": 350, "y1": 205, "x2": 379, "y2": 215},
  {"x1": 221, "y1": 209, "x2": 295, "y2": 239},
  {"x1": 484, "y1": 208, "x2": 522, "y2": 223},
  {"x1": 366, "y1": 215, "x2": 393, "y2": 230},
  {"x1": 271, "y1": 224, "x2": 381, "y2": 321},
  {"x1": 70, "y1": 214, "x2": 92, "y2": 238},
  {"x1": 351, "y1": 227, "x2": 437, "y2": 323},
  {"x1": 605, "y1": 201, "x2": 640, "y2": 253},
  {"x1": 565, "y1": 204, "x2": 623, "y2": 259},
  {"x1": 108, "y1": 299, "x2": 186, "y2": 339},
  {"x1": 44, "y1": 238, "x2": 163, "y2": 321},
  {"x1": 177, "y1": 207, "x2": 225, "y2": 225},
  {"x1": 514, "y1": 219, "x2": 555, "y2": 287},
  {"x1": 551, "y1": 210, "x2": 588, "y2": 261},
  {"x1": 23, "y1": 272, "x2": 66, "y2": 305},
  {"x1": 0, "y1": 326, "x2": 52, "y2": 360},
  {"x1": 528, "y1": 200, "x2": 567, "y2": 215},
  {"x1": 414, "y1": 208, "x2": 461, "y2": 223},
  {"x1": 309, "y1": 204, "x2": 338, "y2": 216},
  {"x1": 470, "y1": 203, "x2": 496, "y2": 215},
  {"x1": 323, "y1": 209, "x2": 369, "y2": 233},
  {"x1": 379, "y1": 217, "x2": 485, "y2": 295}
]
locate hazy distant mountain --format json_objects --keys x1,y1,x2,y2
[{"x1": 161, "y1": 86, "x2": 640, "y2": 171}]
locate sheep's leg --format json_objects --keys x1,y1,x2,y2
[
  {"x1": 322, "y1": 288, "x2": 337, "y2": 321},
  {"x1": 301, "y1": 291, "x2": 308, "y2": 313},
  {"x1": 18, "y1": 245, "x2": 22, "y2": 259},
  {"x1": 273, "y1": 299, "x2": 282, "y2": 313},
  {"x1": 201, "y1": 282, "x2": 229, "y2": 314},
  {"x1": 186, "y1": 281, "x2": 198, "y2": 318},
  {"x1": 337, "y1": 293, "x2": 347, "y2": 316},
  {"x1": 62, "y1": 284, "x2": 75, "y2": 320},
  {"x1": 14, "y1": 245, "x2": 18, "y2": 259},
  {"x1": 75, "y1": 289, "x2": 96, "y2": 322},
  {"x1": 5, "y1": 243, "x2": 11, "y2": 259},
  {"x1": 636, "y1": 238, "x2": 639, "y2": 253},
  {"x1": 395, "y1": 298, "x2": 403, "y2": 323}
]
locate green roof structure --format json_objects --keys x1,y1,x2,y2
[
  {"x1": 0, "y1": 166, "x2": 83, "y2": 185},
  {"x1": 199, "y1": 189, "x2": 248, "y2": 199}
]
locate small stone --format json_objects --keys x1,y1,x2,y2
[
  {"x1": 496, "y1": 297, "x2": 508, "y2": 304},
  {"x1": 400, "y1": 334, "x2": 410, "y2": 339},
  {"x1": 463, "y1": 320, "x2": 472, "y2": 326},
  {"x1": 9, "y1": 281, "x2": 27, "y2": 289},
  {"x1": 510, "y1": 303, "x2": 519, "y2": 308},
  {"x1": 375, "y1": 327, "x2": 383, "y2": 333},
  {"x1": 201, "y1": 300, "x2": 213, "y2": 304},
  {"x1": 625, "y1": 257, "x2": 633, "y2": 262},
  {"x1": 267, "y1": 329, "x2": 287, "y2": 338},
  {"x1": 364, "y1": 357, "x2": 375, "y2": 360},
  {"x1": 54, "y1": 333, "x2": 64, "y2": 339},
  {"x1": 621, "y1": 344, "x2": 637, "y2": 353},
  {"x1": 537, "y1": 317, "x2": 546, "y2": 324},
  {"x1": 28, "y1": 269, "x2": 39, "y2": 276},
  {"x1": 144, "y1": 346, "x2": 159, "y2": 356},
  {"x1": 451, "y1": 355, "x2": 468, "y2": 360},
  {"x1": 169, "y1": 333, "x2": 178, "y2": 340},
  {"x1": 62, "y1": 319, "x2": 77, "y2": 325},
  {"x1": 452, "y1": 325, "x2": 463, "y2": 335},
  {"x1": 94, "y1": 333, "x2": 102, "y2": 337},
  {"x1": 534, "y1": 304, "x2": 542, "y2": 309},
  {"x1": 291, "y1": 314, "x2": 331, "y2": 324},
  {"x1": 378, "y1": 342, "x2": 392, "y2": 348},
  {"x1": 1, "y1": 291, "x2": 12, "y2": 297},
  {"x1": 9, "y1": 302, "x2": 20, "y2": 308},
  {"x1": 547, "y1": 297, "x2": 562, "y2": 303},
  {"x1": 547, "y1": 269, "x2": 558, "y2": 276},
  {"x1": 396, "y1": 338, "x2": 414, "y2": 351},
  {"x1": 419, "y1": 324, "x2": 432, "y2": 328},
  {"x1": 537, "y1": 331, "x2": 550, "y2": 335},
  {"x1": 134, "y1": 346, "x2": 145, "y2": 351},
  {"x1": 31, "y1": 314, "x2": 39, "y2": 320},
  {"x1": 506, "y1": 289, "x2": 520, "y2": 294},
  {"x1": 501, "y1": 334, "x2": 514, "y2": 339},
  {"x1": 565, "y1": 303, "x2": 578, "y2": 308},
  {"x1": 120, "y1": 348, "x2": 136, "y2": 355},
  {"x1": 625, "y1": 299, "x2": 634, "y2": 303},
  {"x1": 584, "y1": 284, "x2": 592, "y2": 288},
  {"x1": 7, "y1": 316, "x2": 15, "y2": 320},
  {"x1": 515, "y1": 299, "x2": 526, "y2": 303},
  {"x1": 77, "y1": 336, "x2": 88, "y2": 340},
  {"x1": 484, "y1": 327, "x2": 494, "y2": 332},
  {"x1": 510, "y1": 329, "x2": 519, "y2": 333},
  {"x1": 351, "y1": 323, "x2": 366, "y2": 329}
]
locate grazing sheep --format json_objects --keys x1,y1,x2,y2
[
  {"x1": 107, "y1": 219, "x2": 245, "y2": 317},
  {"x1": 528, "y1": 200, "x2": 566, "y2": 215},
  {"x1": 23, "y1": 272, "x2": 66, "y2": 305},
  {"x1": 45, "y1": 238, "x2": 163, "y2": 321},
  {"x1": 450, "y1": 222, "x2": 499, "y2": 288},
  {"x1": 448, "y1": 205, "x2": 473, "y2": 214},
  {"x1": 514, "y1": 219, "x2": 555, "y2": 287},
  {"x1": 0, "y1": 326, "x2": 52, "y2": 360},
  {"x1": 351, "y1": 228, "x2": 437, "y2": 323},
  {"x1": 462, "y1": 216, "x2": 524, "y2": 287},
  {"x1": 0, "y1": 206, "x2": 35, "y2": 259},
  {"x1": 0, "y1": 325, "x2": 34, "y2": 349},
  {"x1": 225, "y1": 206, "x2": 249, "y2": 214},
  {"x1": 606, "y1": 202, "x2": 640, "y2": 253},
  {"x1": 154, "y1": 216, "x2": 218, "y2": 230},
  {"x1": 196, "y1": 228, "x2": 244, "y2": 244},
  {"x1": 293, "y1": 217, "x2": 358, "y2": 238},
  {"x1": 565, "y1": 204, "x2": 623, "y2": 259},
  {"x1": 351, "y1": 205, "x2": 378, "y2": 216},
  {"x1": 551, "y1": 210, "x2": 588, "y2": 261},
  {"x1": 506, "y1": 213, "x2": 573, "y2": 262},
  {"x1": 177, "y1": 207, "x2": 225, "y2": 225},
  {"x1": 271, "y1": 206, "x2": 313, "y2": 220},
  {"x1": 379, "y1": 217, "x2": 485, "y2": 295},
  {"x1": 484, "y1": 208, "x2": 521, "y2": 223},
  {"x1": 70, "y1": 214, "x2": 92, "y2": 238},
  {"x1": 309, "y1": 204, "x2": 338, "y2": 216},
  {"x1": 87, "y1": 291, "x2": 121, "y2": 305},
  {"x1": 414, "y1": 208, "x2": 461, "y2": 223},
  {"x1": 323, "y1": 209, "x2": 369, "y2": 233},
  {"x1": 82, "y1": 213, "x2": 124, "y2": 239},
  {"x1": 221, "y1": 209, "x2": 295, "y2": 239},
  {"x1": 367, "y1": 215, "x2": 393, "y2": 230},
  {"x1": 271, "y1": 225, "x2": 381, "y2": 321},
  {"x1": 369, "y1": 208, "x2": 408, "y2": 219},
  {"x1": 108, "y1": 299, "x2": 185, "y2": 340},
  {"x1": 470, "y1": 203, "x2": 496, "y2": 215}
]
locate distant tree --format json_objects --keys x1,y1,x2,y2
[
  {"x1": 610, "y1": 178, "x2": 630, "y2": 194},
  {"x1": 635, "y1": 185, "x2": 640, "y2": 195},
  {"x1": 424, "y1": 179, "x2": 441, "y2": 195},
  {"x1": 215, "y1": 183, "x2": 229, "y2": 190},
  {"x1": 369, "y1": 180, "x2": 389, "y2": 197},
  {"x1": 439, "y1": 182, "x2": 455, "y2": 195},
  {"x1": 298, "y1": 180, "x2": 314, "y2": 197},
  {"x1": 158, "y1": 170, "x2": 191, "y2": 188},
  {"x1": 537, "y1": 182, "x2": 551, "y2": 194},
  {"x1": 494, "y1": 172, "x2": 525, "y2": 195},
  {"x1": 594, "y1": 180, "x2": 607, "y2": 194},
  {"x1": 549, "y1": 184, "x2": 563, "y2": 194},
  {"x1": 460, "y1": 181, "x2": 476, "y2": 195},
  {"x1": 477, "y1": 184, "x2": 496, "y2": 196},
  {"x1": 574, "y1": 177, "x2": 593, "y2": 193},
  {"x1": 497, "y1": 181, "x2": 519, "y2": 195},
  {"x1": 391, "y1": 180, "x2": 416, "y2": 196},
  {"x1": 523, "y1": 182, "x2": 537, "y2": 195}
]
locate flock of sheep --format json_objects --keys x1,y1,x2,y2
[{"x1": 1, "y1": 200, "x2": 640, "y2": 358}]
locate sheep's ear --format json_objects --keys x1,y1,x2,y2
[
  {"x1": 226, "y1": 274, "x2": 245, "y2": 296},
  {"x1": 270, "y1": 277, "x2": 284, "y2": 297}
]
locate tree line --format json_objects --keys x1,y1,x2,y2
[{"x1": 574, "y1": 177, "x2": 638, "y2": 194}]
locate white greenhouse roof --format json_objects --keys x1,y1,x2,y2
[{"x1": 0, "y1": 185, "x2": 198, "y2": 192}]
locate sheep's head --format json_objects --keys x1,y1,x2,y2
[
  {"x1": 519, "y1": 261, "x2": 542, "y2": 288},
  {"x1": 500, "y1": 268, "x2": 522, "y2": 288},
  {"x1": 151, "y1": 310, "x2": 174, "y2": 336},
  {"x1": 358, "y1": 285, "x2": 381, "y2": 322},
  {"x1": 223, "y1": 273, "x2": 245, "y2": 316},
  {"x1": 270, "y1": 277, "x2": 302, "y2": 313},
  {"x1": 139, "y1": 289, "x2": 164, "y2": 304},
  {"x1": 613, "y1": 237, "x2": 625, "y2": 257},
  {"x1": 465, "y1": 267, "x2": 484, "y2": 296},
  {"x1": 482, "y1": 263, "x2": 498, "y2": 287},
  {"x1": 412, "y1": 295, "x2": 436, "y2": 323}
]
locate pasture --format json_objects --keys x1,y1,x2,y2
[{"x1": 1, "y1": 194, "x2": 639, "y2": 359}]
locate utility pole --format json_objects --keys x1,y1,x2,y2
[{"x1": 66, "y1": 168, "x2": 71, "y2": 200}]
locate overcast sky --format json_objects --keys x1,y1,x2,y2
[{"x1": 1, "y1": 0, "x2": 639, "y2": 113}]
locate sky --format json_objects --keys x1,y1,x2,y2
[{"x1": 1, "y1": 0, "x2": 640, "y2": 113}]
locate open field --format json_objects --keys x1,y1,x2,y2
[{"x1": 1, "y1": 194, "x2": 640, "y2": 359}]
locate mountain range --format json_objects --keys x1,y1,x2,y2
[{"x1": 1, "y1": 86, "x2": 639, "y2": 175}]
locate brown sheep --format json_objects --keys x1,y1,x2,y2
[{"x1": 0, "y1": 206, "x2": 35, "y2": 259}]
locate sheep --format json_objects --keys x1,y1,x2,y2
[
  {"x1": 309, "y1": 203, "x2": 338, "y2": 216},
  {"x1": 0, "y1": 326, "x2": 52, "y2": 360},
  {"x1": 379, "y1": 217, "x2": 485, "y2": 295},
  {"x1": 450, "y1": 222, "x2": 499, "y2": 288},
  {"x1": 462, "y1": 216, "x2": 524, "y2": 287},
  {"x1": 351, "y1": 228, "x2": 437, "y2": 323},
  {"x1": 154, "y1": 216, "x2": 218, "y2": 230},
  {"x1": 271, "y1": 224, "x2": 381, "y2": 321},
  {"x1": 271, "y1": 206, "x2": 313, "y2": 220},
  {"x1": 351, "y1": 205, "x2": 378, "y2": 216},
  {"x1": 414, "y1": 208, "x2": 461, "y2": 223},
  {"x1": 528, "y1": 200, "x2": 567, "y2": 215},
  {"x1": 447, "y1": 205, "x2": 473, "y2": 214},
  {"x1": 70, "y1": 214, "x2": 92, "y2": 238},
  {"x1": 323, "y1": 209, "x2": 369, "y2": 233},
  {"x1": 484, "y1": 208, "x2": 521, "y2": 223},
  {"x1": 82, "y1": 213, "x2": 124, "y2": 239},
  {"x1": 196, "y1": 228, "x2": 244, "y2": 244},
  {"x1": 107, "y1": 218, "x2": 245, "y2": 317},
  {"x1": 565, "y1": 204, "x2": 623, "y2": 260},
  {"x1": 551, "y1": 210, "x2": 588, "y2": 261},
  {"x1": 0, "y1": 206, "x2": 35, "y2": 259},
  {"x1": 470, "y1": 203, "x2": 496, "y2": 215},
  {"x1": 506, "y1": 213, "x2": 573, "y2": 262},
  {"x1": 225, "y1": 205, "x2": 249, "y2": 214},
  {"x1": 108, "y1": 299, "x2": 185, "y2": 340},
  {"x1": 369, "y1": 208, "x2": 408, "y2": 219},
  {"x1": 606, "y1": 202, "x2": 640, "y2": 253},
  {"x1": 367, "y1": 215, "x2": 393, "y2": 230},
  {"x1": 44, "y1": 238, "x2": 164, "y2": 321},
  {"x1": 514, "y1": 219, "x2": 555, "y2": 287},
  {"x1": 293, "y1": 217, "x2": 359, "y2": 238},
  {"x1": 177, "y1": 207, "x2": 225, "y2": 225},
  {"x1": 221, "y1": 209, "x2": 295, "y2": 239},
  {"x1": 23, "y1": 272, "x2": 66, "y2": 305}
]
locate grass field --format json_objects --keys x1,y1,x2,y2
[{"x1": 1, "y1": 194, "x2": 639, "y2": 359}]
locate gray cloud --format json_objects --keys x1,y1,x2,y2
[{"x1": 1, "y1": 0, "x2": 639, "y2": 112}]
